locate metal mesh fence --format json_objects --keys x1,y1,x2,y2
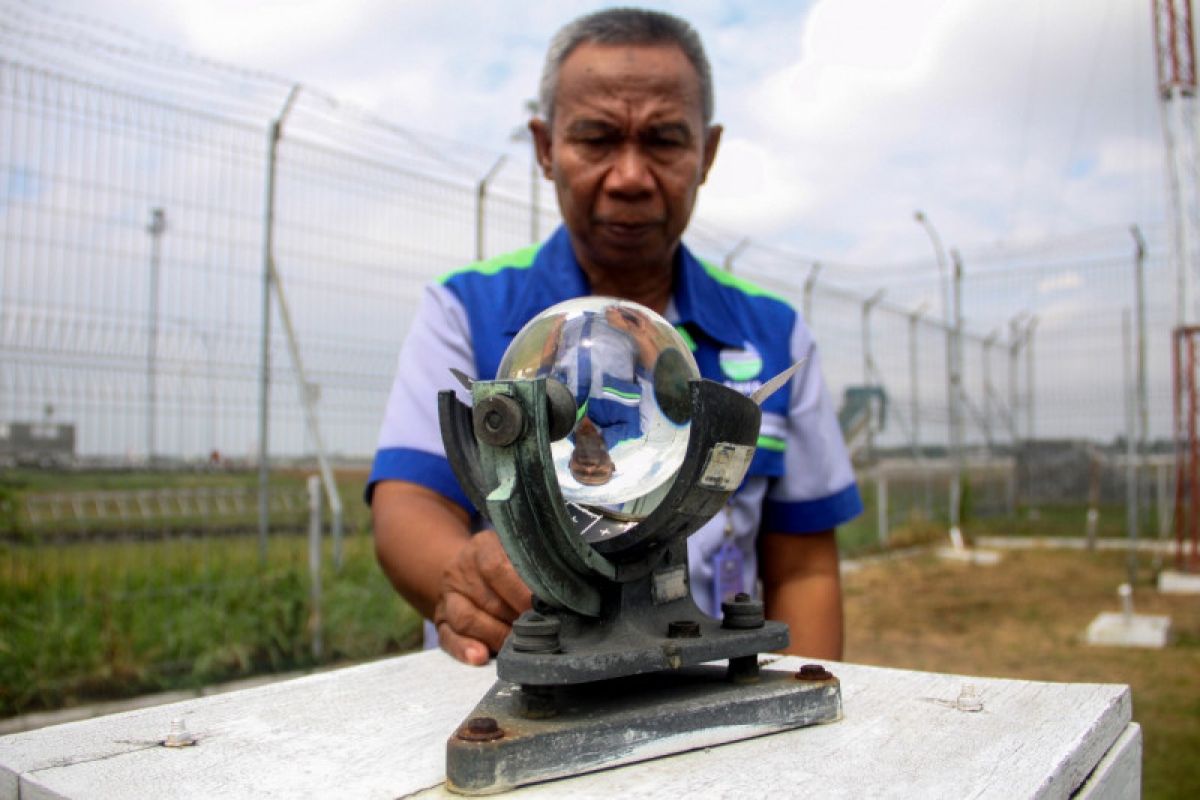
[{"x1": 0, "y1": 2, "x2": 1180, "y2": 717}]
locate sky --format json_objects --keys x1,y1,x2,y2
[{"x1": 23, "y1": 0, "x2": 1168, "y2": 273}]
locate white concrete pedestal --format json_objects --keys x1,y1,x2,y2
[
  {"x1": 937, "y1": 546, "x2": 1003, "y2": 566},
  {"x1": 1158, "y1": 569, "x2": 1200, "y2": 595},
  {"x1": 1085, "y1": 612, "x2": 1173, "y2": 649},
  {"x1": 0, "y1": 651, "x2": 1140, "y2": 799}
]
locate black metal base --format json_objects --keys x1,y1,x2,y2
[{"x1": 445, "y1": 663, "x2": 842, "y2": 795}]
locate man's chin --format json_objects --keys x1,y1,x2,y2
[{"x1": 586, "y1": 234, "x2": 676, "y2": 274}]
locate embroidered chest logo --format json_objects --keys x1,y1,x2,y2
[{"x1": 718, "y1": 342, "x2": 763, "y2": 383}]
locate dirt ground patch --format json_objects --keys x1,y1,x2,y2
[{"x1": 841, "y1": 548, "x2": 1200, "y2": 799}]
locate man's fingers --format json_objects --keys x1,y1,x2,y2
[
  {"x1": 436, "y1": 622, "x2": 490, "y2": 666},
  {"x1": 471, "y1": 531, "x2": 533, "y2": 616},
  {"x1": 438, "y1": 590, "x2": 513, "y2": 654}
]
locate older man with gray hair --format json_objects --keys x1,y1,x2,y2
[{"x1": 368, "y1": 7, "x2": 861, "y2": 666}]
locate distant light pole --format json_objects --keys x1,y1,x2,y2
[{"x1": 146, "y1": 207, "x2": 166, "y2": 465}]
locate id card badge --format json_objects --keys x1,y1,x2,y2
[
  {"x1": 710, "y1": 506, "x2": 745, "y2": 612},
  {"x1": 711, "y1": 539, "x2": 745, "y2": 611}
]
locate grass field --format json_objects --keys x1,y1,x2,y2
[
  {"x1": 3, "y1": 467, "x2": 1195, "y2": 797},
  {"x1": 842, "y1": 548, "x2": 1200, "y2": 800},
  {"x1": 0, "y1": 465, "x2": 418, "y2": 718}
]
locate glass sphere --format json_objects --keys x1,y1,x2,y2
[{"x1": 497, "y1": 297, "x2": 699, "y2": 515}]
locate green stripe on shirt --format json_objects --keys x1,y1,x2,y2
[{"x1": 756, "y1": 434, "x2": 787, "y2": 452}]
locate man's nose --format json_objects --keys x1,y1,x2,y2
[{"x1": 604, "y1": 144, "x2": 654, "y2": 196}]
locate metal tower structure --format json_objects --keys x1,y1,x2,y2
[
  {"x1": 1154, "y1": 0, "x2": 1200, "y2": 325},
  {"x1": 1157, "y1": 2, "x2": 1200, "y2": 572}
]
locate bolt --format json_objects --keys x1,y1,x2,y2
[
  {"x1": 955, "y1": 684, "x2": 983, "y2": 713},
  {"x1": 162, "y1": 718, "x2": 196, "y2": 747},
  {"x1": 795, "y1": 663, "x2": 834, "y2": 682},
  {"x1": 456, "y1": 716, "x2": 505, "y2": 742},
  {"x1": 667, "y1": 619, "x2": 701, "y2": 638}
]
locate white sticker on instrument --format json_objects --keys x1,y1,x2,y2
[{"x1": 698, "y1": 443, "x2": 756, "y2": 491}]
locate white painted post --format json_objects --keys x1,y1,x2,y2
[
  {"x1": 307, "y1": 475, "x2": 323, "y2": 661},
  {"x1": 1118, "y1": 583, "x2": 1133, "y2": 627}
]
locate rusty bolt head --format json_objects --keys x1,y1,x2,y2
[
  {"x1": 456, "y1": 716, "x2": 505, "y2": 742},
  {"x1": 796, "y1": 663, "x2": 834, "y2": 682}
]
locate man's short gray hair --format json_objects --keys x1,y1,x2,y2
[{"x1": 538, "y1": 7, "x2": 714, "y2": 126}]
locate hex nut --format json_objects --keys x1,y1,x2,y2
[
  {"x1": 512, "y1": 611, "x2": 561, "y2": 654},
  {"x1": 721, "y1": 592, "x2": 765, "y2": 630}
]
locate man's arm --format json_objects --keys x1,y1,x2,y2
[
  {"x1": 372, "y1": 480, "x2": 531, "y2": 665},
  {"x1": 759, "y1": 529, "x2": 844, "y2": 660}
]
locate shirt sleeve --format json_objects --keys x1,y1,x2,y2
[
  {"x1": 366, "y1": 282, "x2": 475, "y2": 509},
  {"x1": 761, "y1": 316, "x2": 863, "y2": 533}
]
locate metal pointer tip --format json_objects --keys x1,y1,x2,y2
[{"x1": 750, "y1": 357, "x2": 808, "y2": 406}]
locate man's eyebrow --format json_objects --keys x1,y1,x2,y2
[
  {"x1": 565, "y1": 119, "x2": 619, "y2": 136},
  {"x1": 644, "y1": 121, "x2": 694, "y2": 139}
]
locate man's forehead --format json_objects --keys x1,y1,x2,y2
[{"x1": 554, "y1": 42, "x2": 704, "y2": 120}]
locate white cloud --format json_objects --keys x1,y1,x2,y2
[{"x1": 30, "y1": 0, "x2": 1171, "y2": 265}]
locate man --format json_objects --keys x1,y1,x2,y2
[{"x1": 368, "y1": 8, "x2": 861, "y2": 667}]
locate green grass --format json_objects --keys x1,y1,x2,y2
[{"x1": 0, "y1": 527, "x2": 419, "y2": 718}]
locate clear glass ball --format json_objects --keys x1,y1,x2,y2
[{"x1": 497, "y1": 297, "x2": 699, "y2": 515}]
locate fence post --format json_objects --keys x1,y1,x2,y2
[
  {"x1": 876, "y1": 472, "x2": 889, "y2": 546},
  {"x1": 1025, "y1": 315, "x2": 1038, "y2": 447},
  {"x1": 258, "y1": 84, "x2": 301, "y2": 564},
  {"x1": 861, "y1": 290, "x2": 885, "y2": 462},
  {"x1": 475, "y1": 156, "x2": 507, "y2": 261},
  {"x1": 982, "y1": 330, "x2": 999, "y2": 456},
  {"x1": 1132, "y1": 226, "x2": 1149, "y2": 536},
  {"x1": 802, "y1": 262, "x2": 821, "y2": 325},
  {"x1": 145, "y1": 207, "x2": 166, "y2": 464},
  {"x1": 1122, "y1": 310, "x2": 1139, "y2": 584},
  {"x1": 723, "y1": 238, "x2": 750, "y2": 273},
  {"x1": 949, "y1": 250, "x2": 966, "y2": 540},
  {"x1": 308, "y1": 474, "x2": 323, "y2": 661},
  {"x1": 908, "y1": 303, "x2": 927, "y2": 462}
]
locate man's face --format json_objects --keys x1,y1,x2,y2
[{"x1": 531, "y1": 43, "x2": 722, "y2": 278}]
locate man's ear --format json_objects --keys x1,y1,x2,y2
[
  {"x1": 529, "y1": 118, "x2": 553, "y2": 179},
  {"x1": 700, "y1": 124, "x2": 723, "y2": 184}
]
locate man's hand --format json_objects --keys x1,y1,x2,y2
[
  {"x1": 433, "y1": 529, "x2": 532, "y2": 665},
  {"x1": 372, "y1": 481, "x2": 532, "y2": 666}
]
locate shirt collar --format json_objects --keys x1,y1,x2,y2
[
  {"x1": 502, "y1": 225, "x2": 746, "y2": 349},
  {"x1": 502, "y1": 227, "x2": 590, "y2": 336},
  {"x1": 673, "y1": 240, "x2": 746, "y2": 349}
]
